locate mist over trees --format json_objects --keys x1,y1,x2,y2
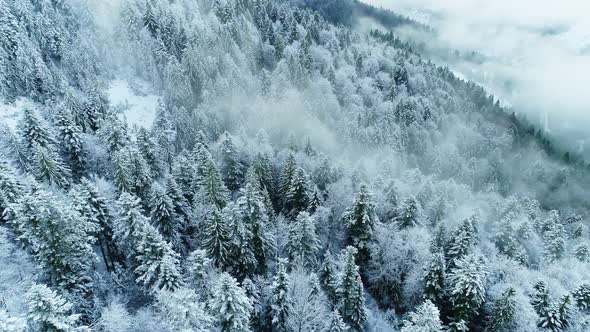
[{"x1": 1, "y1": 0, "x2": 590, "y2": 331}]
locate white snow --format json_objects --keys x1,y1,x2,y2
[
  {"x1": 0, "y1": 97, "x2": 36, "y2": 130},
  {"x1": 107, "y1": 79, "x2": 160, "y2": 129}
]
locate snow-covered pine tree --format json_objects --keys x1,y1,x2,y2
[
  {"x1": 338, "y1": 246, "x2": 367, "y2": 330},
  {"x1": 542, "y1": 222, "x2": 566, "y2": 263},
  {"x1": 328, "y1": 309, "x2": 350, "y2": 332},
  {"x1": 18, "y1": 108, "x2": 51, "y2": 151},
  {"x1": 31, "y1": 143, "x2": 71, "y2": 188},
  {"x1": 485, "y1": 287, "x2": 516, "y2": 332},
  {"x1": 287, "y1": 211, "x2": 320, "y2": 268},
  {"x1": 279, "y1": 154, "x2": 297, "y2": 204},
  {"x1": 270, "y1": 259, "x2": 291, "y2": 332},
  {"x1": 192, "y1": 143, "x2": 229, "y2": 209},
  {"x1": 342, "y1": 184, "x2": 377, "y2": 269},
  {"x1": 400, "y1": 300, "x2": 443, "y2": 332},
  {"x1": 114, "y1": 192, "x2": 150, "y2": 252},
  {"x1": 219, "y1": 132, "x2": 244, "y2": 191},
  {"x1": 156, "y1": 287, "x2": 214, "y2": 331},
  {"x1": 573, "y1": 283, "x2": 590, "y2": 311},
  {"x1": 423, "y1": 252, "x2": 446, "y2": 307},
  {"x1": 134, "y1": 222, "x2": 183, "y2": 293},
  {"x1": 0, "y1": 158, "x2": 23, "y2": 223},
  {"x1": 396, "y1": 196, "x2": 420, "y2": 228},
  {"x1": 320, "y1": 250, "x2": 339, "y2": 304},
  {"x1": 203, "y1": 207, "x2": 232, "y2": 269},
  {"x1": 284, "y1": 167, "x2": 310, "y2": 218},
  {"x1": 55, "y1": 109, "x2": 85, "y2": 176},
  {"x1": 446, "y1": 217, "x2": 479, "y2": 266},
  {"x1": 149, "y1": 182, "x2": 180, "y2": 249},
  {"x1": 137, "y1": 127, "x2": 162, "y2": 176},
  {"x1": 26, "y1": 284, "x2": 81, "y2": 332},
  {"x1": 447, "y1": 254, "x2": 487, "y2": 326},
  {"x1": 208, "y1": 272, "x2": 253, "y2": 332}
]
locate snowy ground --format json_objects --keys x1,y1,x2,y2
[
  {"x1": 0, "y1": 97, "x2": 36, "y2": 130},
  {"x1": 107, "y1": 79, "x2": 160, "y2": 129}
]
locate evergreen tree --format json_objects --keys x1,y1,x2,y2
[
  {"x1": 192, "y1": 143, "x2": 229, "y2": 209},
  {"x1": 18, "y1": 108, "x2": 51, "y2": 151},
  {"x1": 396, "y1": 196, "x2": 420, "y2": 228},
  {"x1": 320, "y1": 250, "x2": 339, "y2": 304},
  {"x1": 224, "y1": 202, "x2": 257, "y2": 279},
  {"x1": 447, "y1": 254, "x2": 487, "y2": 325},
  {"x1": 203, "y1": 208, "x2": 232, "y2": 268},
  {"x1": 234, "y1": 183, "x2": 271, "y2": 275},
  {"x1": 287, "y1": 211, "x2": 320, "y2": 268},
  {"x1": 208, "y1": 273, "x2": 253, "y2": 332},
  {"x1": 423, "y1": 252, "x2": 445, "y2": 306},
  {"x1": 485, "y1": 287, "x2": 516, "y2": 332},
  {"x1": 185, "y1": 249, "x2": 211, "y2": 291},
  {"x1": 279, "y1": 154, "x2": 297, "y2": 203},
  {"x1": 156, "y1": 287, "x2": 214, "y2": 332},
  {"x1": 270, "y1": 260, "x2": 291, "y2": 332},
  {"x1": 112, "y1": 149, "x2": 132, "y2": 193},
  {"x1": 342, "y1": 184, "x2": 377, "y2": 268},
  {"x1": 114, "y1": 192, "x2": 150, "y2": 252},
  {"x1": 137, "y1": 127, "x2": 161, "y2": 176},
  {"x1": 26, "y1": 284, "x2": 80, "y2": 332},
  {"x1": 446, "y1": 217, "x2": 478, "y2": 265},
  {"x1": 149, "y1": 182, "x2": 180, "y2": 249},
  {"x1": 338, "y1": 246, "x2": 367, "y2": 330},
  {"x1": 492, "y1": 213, "x2": 519, "y2": 259},
  {"x1": 284, "y1": 167, "x2": 309, "y2": 217},
  {"x1": 134, "y1": 222, "x2": 183, "y2": 293},
  {"x1": 543, "y1": 223, "x2": 566, "y2": 262},
  {"x1": 72, "y1": 178, "x2": 121, "y2": 272},
  {"x1": 31, "y1": 144, "x2": 70, "y2": 188},
  {"x1": 55, "y1": 109, "x2": 85, "y2": 176},
  {"x1": 573, "y1": 283, "x2": 590, "y2": 311},
  {"x1": 314, "y1": 156, "x2": 333, "y2": 192},
  {"x1": 219, "y1": 132, "x2": 243, "y2": 191},
  {"x1": 327, "y1": 310, "x2": 350, "y2": 332},
  {"x1": 253, "y1": 152, "x2": 275, "y2": 197},
  {"x1": 531, "y1": 281, "x2": 551, "y2": 318},
  {"x1": 0, "y1": 159, "x2": 23, "y2": 223},
  {"x1": 400, "y1": 300, "x2": 443, "y2": 332}
]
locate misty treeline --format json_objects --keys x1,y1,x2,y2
[{"x1": 0, "y1": 0, "x2": 590, "y2": 331}]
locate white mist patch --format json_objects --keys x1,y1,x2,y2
[
  {"x1": 0, "y1": 97, "x2": 36, "y2": 130},
  {"x1": 107, "y1": 79, "x2": 160, "y2": 129}
]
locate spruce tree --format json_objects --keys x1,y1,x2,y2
[
  {"x1": 485, "y1": 287, "x2": 516, "y2": 332},
  {"x1": 219, "y1": 132, "x2": 243, "y2": 191},
  {"x1": 342, "y1": 184, "x2": 377, "y2": 268},
  {"x1": 18, "y1": 108, "x2": 51, "y2": 151},
  {"x1": 447, "y1": 254, "x2": 487, "y2": 325},
  {"x1": 149, "y1": 182, "x2": 180, "y2": 249},
  {"x1": 573, "y1": 283, "x2": 590, "y2": 311},
  {"x1": 328, "y1": 310, "x2": 350, "y2": 332},
  {"x1": 202, "y1": 208, "x2": 232, "y2": 269},
  {"x1": 270, "y1": 260, "x2": 291, "y2": 332},
  {"x1": 26, "y1": 284, "x2": 80, "y2": 332},
  {"x1": 446, "y1": 217, "x2": 478, "y2": 266},
  {"x1": 396, "y1": 196, "x2": 420, "y2": 228},
  {"x1": 208, "y1": 273, "x2": 253, "y2": 332},
  {"x1": 279, "y1": 154, "x2": 297, "y2": 203},
  {"x1": 0, "y1": 159, "x2": 23, "y2": 223},
  {"x1": 284, "y1": 167, "x2": 309, "y2": 217},
  {"x1": 55, "y1": 109, "x2": 85, "y2": 176},
  {"x1": 423, "y1": 252, "x2": 446, "y2": 307},
  {"x1": 338, "y1": 246, "x2": 367, "y2": 330},
  {"x1": 287, "y1": 211, "x2": 320, "y2": 268},
  {"x1": 192, "y1": 143, "x2": 229, "y2": 209},
  {"x1": 401, "y1": 300, "x2": 443, "y2": 332},
  {"x1": 320, "y1": 250, "x2": 339, "y2": 304},
  {"x1": 542, "y1": 223, "x2": 566, "y2": 263},
  {"x1": 31, "y1": 143, "x2": 70, "y2": 188},
  {"x1": 156, "y1": 287, "x2": 214, "y2": 332}
]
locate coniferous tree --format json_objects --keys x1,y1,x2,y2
[
  {"x1": 446, "y1": 217, "x2": 478, "y2": 266},
  {"x1": 543, "y1": 223, "x2": 566, "y2": 262},
  {"x1": 26, "y1": 284, "x2": 80, "y2": 332},
  {"x1": 192, "y1": 143, "x2": 229, "y2": 209},
  {"x1": 219, "y1": 132, "x2": 243, "y2": 191},
  {"x1": 134, "y1": 222, "x2": 183, "y2": 293},
  {"x1": 0, "y1": 159, "x2": 22, "y2": 223},
  {"x1": 328, "y1": 310, "x2": 350, "y2": 332},
  {"x1": 320, "y1": 250, "x2": 339, "y2": 304},
  {"x1": 314, "y1": 156, "x2": 333, "y2": 192},
  {"x1": 279, "y1": 154, "x2": 297, "y2": 203},
  {"x1": 114, "y1": 192, "x2": 151, "y2": 251},
  {"x1": 287, "y1": 211, "x2": 320, "y2": 268},
  {"x1": 423, "y1": 252, "x2": 446, "y2": 307},
  {"x1": 156, "y1": 287, "x2": 214, "y2": 332},
  {"x1": 447, "y1": 254, "x2": 487, "y2": 326},
  {"x1": 573, "y1": 283, "x2": 590, "y2": 311},
  {"x1": 338, "y1": 246, "x2": 367, "y2": 330},
  {"x1": 55, "y1": 109, "x2": 85, "y2": 176},
  {"x1": 137, "y1": 127, "x2": 161, "y2": 176},
  {"x1": 185, "y1": 249, "x2": 211, "y2": 291},
  {"x1": 284, "y1": 167, "x2": 309, "y2": 217},
  {"x1": 18, "y1": 108, "x2": 51, "y2": 151},
  {"x1": 270, "y1": 260, "x2": 291, "y2": 332},
  {"x1": 342, "y1": 184, "x2": 377, "y2": 268},
  {"x1": 396, "y1": 196, "x2": 420, "y2": 228},
  {"x1": 203, "y1": 208, "x2": 232, "y2": 269},
  {"x1": 400, "y1": 300, "x2": 443, "y2": 332},
  {"x1": 208, "y1": 272, "x2": 253, "y2": 332},
  {"x1": 31, "y1": 143, "x2": 70, "y2": 188},
  {"x1": 485, "y1": 287, "x2": 516, "y2": 332},
  {"x1": 149, "y1": 182, "x2": 180, "y2": 249}
]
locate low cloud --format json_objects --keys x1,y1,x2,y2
[{"x1": 363, "y1": 0, "x2": 590, "y2": 157}]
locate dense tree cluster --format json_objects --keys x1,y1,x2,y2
[{"x1": 1, "y1": 0, "x2": 590, "y2": 331}]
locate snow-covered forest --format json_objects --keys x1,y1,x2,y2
[{"x1": 1, "y1": 0, "x2": 590, "y2": 331}]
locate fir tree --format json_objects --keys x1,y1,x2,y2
[
  {"x1": 134, "y1": 223, "x2": 183, "y2": 293},
  {"x1": 328, "y1": 310, "x2": 350, "y2": 332},
  {"x1": 208, "y1": 273, "x2": 253, "y2": 332},
  {"x1": 287, "y1": 211, "x2": 320, "y2": 268},
  {"x1": 423, "y1": 252, "x2": 446, "y2": 306},
  {"x1": 573, "y1": 283, "x2": 590, "y2": 311},
  {"x1": 284, "y1": 167, "x2": 309, "y2": 217},
  {"x1": 320, "y1": 250, "x2": 339, "y2": 304},
  {"x1": 156, "y1": 287, "x2": 214, "y2": 332},
  {"x1": 149, "y1": 182, "x2": 180, "y2": 249},
  {"x1": 26, "y1": 284, "x2": 80, "y2": 332},
  {"x1": 338, "y1": 246, "x2": 367, "y2": 330},
  {"x1": 314, "y1": 156, "x2": 333, "y2": 192},
  {"x1": 485, "y1": 287, "x2": 516, "y2": 332},
  {"x1": 192, "y1": 143, "x2": 229, "y2": 209},
  {"x1": 0, "y1": 159, "x2": 22, "y2": 223},
  {"x1": 446, "y1": 217, "x2": 478, "y2": 266},
  {"x1": 401, "y1": 300, "x2": 443, "y2": 332},
  {"x1": 342, "y1": 184, "x2": 377, "y2": 268},
  {"x1": 279, "y1": 154, "x2": 297, "y2": 203},
  {"x1": 543, "y1": 223, "x2": 566, "y2": 263},
  {"x1": 219, "y1": 132, "x2": 243, "y2": 191},
  {"x1": 55, "y1": 109, "x2": 85, "y2": 176},
  {"x1": 185, "y1": 249, "x2": 211, "y2": 291},
  {"x1": 31, "y1": 143, "x2": 70, "y2": 188},
  {"x1": 270, "y1": 260, "x2": 291, "y2": 332},
  {"x1": 137, "y1": 127, "x2": 161, "y2": 176},
  {"x1": 203, "y1": 208, "x2": 232, "y2": 268},
  {"x1": 447, "y1": 254, "x2": 487, "y2": 324},
  {"x1": 396, "y1": 196, "x2": 420, "y2": 228},
  {"x1": 18, "y1": 108, "x2": 51, "y2": 151},
  {"x1": 114, "y1": 192, "x2": 151, "y2": 252}
]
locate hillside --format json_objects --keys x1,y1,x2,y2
[{"x1": 1, "y1": 0, "x2": 590, "y2": 331}]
